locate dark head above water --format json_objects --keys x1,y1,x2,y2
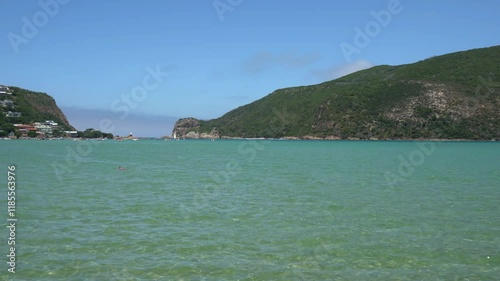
[{"x1": 118, "y1": 166, "x2": 126, "y2": 170}]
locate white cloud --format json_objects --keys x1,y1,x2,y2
[{"x1": 312, "y1": 60, "x2": 374, "y2": 82}]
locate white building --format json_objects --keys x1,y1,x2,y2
[
  {"x1": 0, "y1": 85, "x2": 11, "y2": 95},
  {"x1": 44, "y1": 120, "x2": 59, "y2": 126},
  {"x1": 5, "y1": 111, "x2": 21, "y2": 117},
  {"x1": 35, "y1": 124, "x2": 53, "y2": 134},
  {"x1": 64, "y1": 131, "x2": 78, "y2": 138},
  {"x1": 0, "y1": 100, "x2": 13, "y2": 107}
]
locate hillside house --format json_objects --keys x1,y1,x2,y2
[
  {"x1": 0, "y1": 86, "x2": 11, "y2": 95},
  {"x1": 5, "y1": 111, "x2": 21, "y2": 117},
  {"x1": 44, "y1": 120, "x2": 59, "y2": 126},
  {"x1": 0, "y1": 100, "x2": 13, "y2": 107},
  {"x1": 64, "y1": 131, "x2": 78, "y2": 138},
  {"x1": 35, "y1": 124, "x2": 53, "y2": 135},
  {"x1": 14, "y1": 124, "x2": 37, "y2": 137}
]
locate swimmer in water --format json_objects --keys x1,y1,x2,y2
[{"x1": 118, "y1": 166, "x2": 126, "y2": 170}]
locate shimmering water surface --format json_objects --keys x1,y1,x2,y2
[{"x1": 0, "y1": 139, "x2": 499, "y2": 280}]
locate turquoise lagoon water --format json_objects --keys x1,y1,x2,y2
[{"x1": 0, "y1": 139, "x2": 499, "y2": 280}]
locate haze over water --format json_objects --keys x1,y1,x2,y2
[{"x1": 0, "y1": 140, "x2": 499, "y2": 280}]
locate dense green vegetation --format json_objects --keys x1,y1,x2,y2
[
  {"x1": 0, "y1": 86, "x2": 74, "y2": 133},
  {"x1": 0, "y1": 87, "x2": 100, "y2": 138},
  {"x1": 193, "y1": 46, "x2": 499, "y2": 140},
  {"x1": 79, "y1": 128, "x2": 114, "y2": 139},
  {"x1": 0, "y1": 86, "x2": 117, "y2": 138}
]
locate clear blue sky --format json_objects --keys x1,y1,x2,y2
[{"x1": 1, "y1": 0, "x2": 499, "y2": 137}]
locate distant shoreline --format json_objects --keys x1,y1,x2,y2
[
  {"x1": 2, "y1": 137, "x2": 498, "y2": 142},
  {"x1": 164, "y1": 135, "x2": 499, "y2": 142}
]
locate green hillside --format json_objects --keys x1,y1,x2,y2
[
  {"x1": 0, "y1": 86, "x2": 75, "y2": 136},
  {"x1": 177, "y1": 46, "x2": 499, "y2": 140}
]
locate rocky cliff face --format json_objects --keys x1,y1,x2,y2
[
  {"x1": 172, "y1": 117, "x2": 219, "y2": 139},
  {"x1": 22, "y1": 91, "x2": 74, "y2": 129}
]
